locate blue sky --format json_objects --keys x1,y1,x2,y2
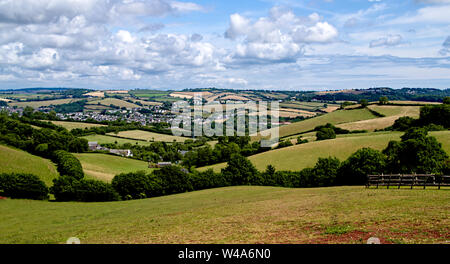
[{"x1": 0, "y1": 0, "x2": 449, "y2": 90}]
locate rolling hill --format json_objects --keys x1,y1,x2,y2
[
  {"x1": 203, "y1": 131, "x2": 450, "y2": 172},
  {"x1": 0, "y1": 186, "x2": 448, "y2": 244},
  {"x1": 0, "y1": 145, "x2": 59, "y2": 185},
  {"x1": 108, "y1": 130, "x2": 189, "y2": 143},
  {"x1": 74, "y1": 153, "x2": 154, "y2": 182}
]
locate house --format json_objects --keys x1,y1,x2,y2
[
  {"x1": 88, "y1": 142, "x2": 100, "y2": 151},
  {"x1": 109, "y1": 149, "x2": 133, "y2": 157}
]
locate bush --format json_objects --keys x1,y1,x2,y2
[
  {"x1": 112, "y1": 171, "x2": 161, "y2": 199},
  {"x1": 153, "y1": 166, "x2": 193, "y2": 195},
  {"x1": 316, "y1": 127, "x2": 336, "y2": 141},
  {"x1": 222, "y1": 154, "x2": 259, "y2": 186},
  {"x1": 52, "y1": 150, "x2": 84, "y2": 180},
  {"x1": 0, "y1": 173, "x2": 48, "y2": 200},
  {"x1": 189, "y1": 169, "x2": 229, "y2": 190},
  {"x1": 50, "y1": 176, "x2": 119, "y2": 202},
  {"x1": 338, "y1": 148, "x2": 386, "y2": 185}
]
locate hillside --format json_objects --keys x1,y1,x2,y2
[
  {"x1": 51, "y1": 121, "x2": 107, "y2": 130},
  {"x1": 204, "y1": 131, "x2": 450, "y2": 172},
  {"x1": 0, "y1": 145, "x2": 59, "y2": 185},
  {"x1": 74, "y1": 153, "x2": 154, "y2": 182},
  {"x1": 0, "y1": 186, "x2": 448, "y2": 244},
  {"x1": 108, "y1": 130, "x2": 188, "y2": 143},
  {"x1": 81, "y1": 134, "x2": 152, "y2": 146}
]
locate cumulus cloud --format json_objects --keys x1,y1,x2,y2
[
  {"x1": 370, "y1": 34, "x2": 403, "y2": 48},
  {"x1": 225, "y1": 7, "x2": 338, "y2": 62}
]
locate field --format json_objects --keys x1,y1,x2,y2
[
  {"x1": 81, "y1": 134, "x2": 152, "y2": 146},
  {"x1": 336, "y1": 105, "x2": 421, "y2": 131},
  {"x1": 0, "y1": 186, "x2": 448, "y2": 244},
  {"x1": 74, "y1": 153, "x2": 154, "y2": 182},
  {"x1": 87, "y1": 98, "x2": 140, "y2": 109},
  {"x1": 108, "y1": 130, "x2": 188, "y2": 143},
  {"x1": 9, "y1": 99, "x2": 82, "y2": 108},
  {"x1": 51, "y1": 121, "x2": 106, "y2": 130},
  {"x1": 204, "y1": 131, "x2": 450, "y2": 172},
  {"x1": 253, "y1": 108, "x2": 377, "y2": 140},
  {"x1": 0, "y1": 145, "x2": 59, "y2": 185}
]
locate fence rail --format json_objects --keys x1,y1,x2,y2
[{"x1": 366, "y1": 174, "x2": 450, "y2": 189}]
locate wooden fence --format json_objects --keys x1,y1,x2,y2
[{"x1": 366, "y1": 174, "x2": 450, "y2": 189}]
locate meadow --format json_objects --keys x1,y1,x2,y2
[
  {"x1": 9, "y1": 99, "x2": 82, "y2": 108},
  {"x1": 87, "y1": 98, "x2": 140, "y2": 109},
  {"x1": 0, "y1": 186, "x2": 448, "y2": 244},
  {"x1": 73, "y1": 153, "x2": 154, "y2": 182},
  {"x1": 0, "y1": 145, "x2": 59, "y2": 185},
  {"x1": 81, "y1": 134, "x2": 152, "y2": 146},
  {"x1": 108, "y1": 130, "x2": 188, "y2": 143},
  {"x1": 204, "y1": 131, "x2": 450, "y2": 172},
  {"x1": 51, "y1": 121, "x2": 106, "y2": 130}
]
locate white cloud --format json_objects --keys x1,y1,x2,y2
[{"x1": 370, "y1": 34, "x2": 403, "y2": 48}]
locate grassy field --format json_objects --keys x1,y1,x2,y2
[
  {"x1": 336, "y1": 105, "x2": 421, "y2": 131},
  {"x1": 74, "y1": 153, "x2": 154, "y2": 182},
  {"x1": 81, "y1": 134, "x2": 152, "y2": 146},
  {"x1": 253, "y1": 108, "x2": 377, "y2": 140},
  {"x1": 204, "y1": 131, "x2": 450, "y2": 172},
  {"x1": 108, "y1": 130, "x2": 188, "y2": 143},
  {"x1": 9, "y1": 99, "x2": 82, "y2": 108},
  {"x1": 0, "y1": 145, "x2": 58, "y2": 185},
  {"x1": 87, "y1": 98, "x2": 140, "y2": 109},
  {"x1": 51, "y1": 121, "x2": 106, "y2": 130},
  {"x1": 0, "y1": 186, "x2": 448, "y2": 244}
]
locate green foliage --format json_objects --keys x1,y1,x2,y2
[
  {"x1": 379, "y1": 96, "x2": 389, "y2": 105},
  {"x1": 277, "y1": 140, "x2": 293, "y2": 149},
  {"x1": 316, "y1": 127, "x2": 336, "y2": 141},
  {"x1": 221, "y1": 154, "x2": 259, "y2": 186},
  {"x1": 153, "y1": 166, "x2": 193, "y2": 195},
  {"x1": 383, "y1": 128, "x2": 449, "y2": 174},
  {"x1": 0, "y1": 173, "x2": 48, "y2": 200},
  {"x1": 296, "y1": 136, "x2": 308, "y2": 145},
  {"x1": 338, "y1": 148, "x2": 386, "y2": 185},
  {"x1": 50, "y1": 176, "x2": 120, "y2": 202},
  {"x1": 311, "y1": 157, "x2": 341, "y2": 187},
  {"x1": 359, "y1": 99, "x2": 369, "y2": 108},
  {"x1": 419, "y1": 104, "x2": 450, "y2": 128},
  {"x1": 53, "y1": 100, "x2": 87, "y2": 114},
  {"x1": 189, "y1": 169, "x2": 229, "y2": 190},
  {"x1": 112, "y1": 171, "x2": 161, "y2": 199},
  {"x1": 443, "y1": 97, "x2": 450, "y2": 105},
  {"x1": 52, "y1": 150, "x2": 84, "y2": 180},
  {"x1": 392, "y1": 116, "x2": 417, "y2": 131}
]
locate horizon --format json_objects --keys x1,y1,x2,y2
[{"x1": 1, "y1": 1, "x2": 450, "y2": 90}]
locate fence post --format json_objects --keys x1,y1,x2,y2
[{"x1": 398, "y1": 175, "x2": 402, "y2": 189}]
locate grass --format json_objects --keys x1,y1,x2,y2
[
  {"x1": 9, "y1": 99, "x2": 82, "y2": 109},
  {"x1": 0, "y1": 145, "x2": 59, "y2": 185},
  {"x1": 254, "y1": 108, "x2": 377, "y2": 140},
  {"x1": 87, "y1": 98, "x2": 140, "y2": 109},
  {"x1": 203, "y1": 131, "x2": 450, "y2": 172},
  {"x1": 0, "y1": 186, "x2": 448, "y2": 244},
  {"x1": 81, "y1": 134, "x2": 152, "y2": 146},
  {"x1": 51, "y1": 121, "x2": 106, "y2": 130},
  {"x1": 108, "y1": 130, "x2": 188, "y2": 143},
  {"x1": 73, "y1": 153, "x2": 154, "y2": 182},
  {"x1": 336, "y1": 106, "x2": 421, "y2": 131}
]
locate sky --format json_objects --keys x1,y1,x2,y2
[{"x1": 0, "y1": 0, "x2": 450, "y2": 91}]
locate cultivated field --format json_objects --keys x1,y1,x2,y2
[
  {"x1": 9, "y1": 99, "x2": 82, "y2": 108},
  {"x1": 205, "y1": 131, "x2": 450, "y2": 172},
  {"x1": 87, "y1": 98, "x2": 140, "y2": 109},
  {"x1": 108, "y1": 130, "x2": 188, "y2": 142},
  {"x1": 0, "y1": 145, "x2": 59, "y2": 185},
  {"x1": 81, "y1": 134, "x2": 152, "y2": 146},
  {"x1": 0, "y1": 186, "x2": 448, "y2": 244},
  {"x1": 74, "y1": 153, "x2": 154, "y2": 182},
  {"x1": 336, "y1": 105, "x2": 421, "y2": 131},
  {"x1": 51, "y1": 121, "x2": 106, "y2": 130}
]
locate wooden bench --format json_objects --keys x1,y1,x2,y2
[{"x1": 367, "y1": 174, "x2": 450, "y2": 189}]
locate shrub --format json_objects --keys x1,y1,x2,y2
[
  {"x1": 189, "y1": 169, "x2": 229, "y2": 190},
  {"x1": 153, "y1": 166, "x2": 193, "y2": 195},
  {"x1": 52, "y1": 150, "x2": 84, "y2": 180},
  {"x1": 0, "y1": 173, "x2": 48, "y2": 200},
  {"x1": 222, "y1": 154, "x2": 259, "y2": 186},
  {"x1": 316, "y1": 127, "x2": 336, "y2": 141},
  {"x1": 338, "y1": 148, "x2": 386, "y2": 185},
  {"x1": 112, "y1": 171, "x2": 160, "y2": 199},
  {"x1": 50, "y1": 176, "x2": 119, "y2": 202}
]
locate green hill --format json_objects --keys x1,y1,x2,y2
[
  {"x1": 0, "y1": 145, "x2": 59, "y2": 185},
  {"x1": 0, "y1": 186, "x2": 448, "y2": 244},
  {"x1": 74, "y1": 153, "x2": 154, "y2": 182},
  {"x1": 203, "y1": 131, "x2": 450, "y2": 172}
]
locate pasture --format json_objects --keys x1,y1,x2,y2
[
  {"x1": 9, "y1": 99, "x2": 82, "y2": 108},
  {"x1": 87, "y1": 98, "x2": 140, "y2": 109},
  {"x1": 108, "y1": 130, "x2": 188, "y2": 143},
  {"x1": 51, "y1": 121, "x2": 106, "y2": 130},
  {"x1": 204, "y1": 131, "x2": 450, "y2": 172},
  {"x1": 73, "y1": 153, "x2": 154, "y2": 182},
  {"x1": 0, "y1": 186, "x2": 448, "y2": 244},
  {"x1": 0, "y1": 145, "x2": 59, "y2": 185},
  {"x1": 81, "y1": 134, "x2": 152, "y2": 146}
]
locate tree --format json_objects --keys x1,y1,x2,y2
[
  {"x1": 392, "y1": 116, "x2": 416, "y2": 131},
  {"x1": 221, "y1": 154, "x2": 259, "y2": 186},
  {"x1": 316, "y1": 127, "x2": 336, "y2": 141},
  {"x1": 112, "y1": 171, "x2": 156, "y2": 199},
  {"x1": 0, "y1": 173, "x2": 49, "y2": 200},
  {"x1": 443, "y1": 97, "x2": 450, "y2": 105},
  {"x1": 338, "y1": 148, "x2": 386, "y2": 185},
  {"x1": 153, "y1": 166, "x2": 192, "y2": 195},
  {"x1": 312, "y1": 157, "x2": 341, "y2": 187},
  {"x1": 359, "y1": 99, "x2": 369, "y2": 108},
  {"x1": 379, "y1": 96, "x2": 389, "y2": 105}
]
